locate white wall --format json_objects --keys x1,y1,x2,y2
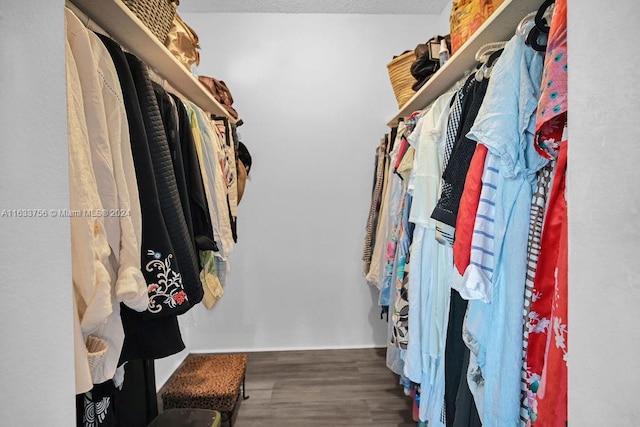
[
  {"x1": 568, "y1": 0, "x2": 640, "y2": 424},
  {"x1": 156, "y1": 12, "x2": 449, "y2": 386},
  {"x1": 0, "y1": 2, "x2": 75, "y2": 426}
]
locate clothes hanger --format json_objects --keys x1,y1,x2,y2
[
  {"x1": 516, "y1": 11, "x2": 537, "y2": 36},
  {"x1": 526, "y1": 0, "x2": 555, "y2": 51},
  {"x1": 535, "y1": 0, "x2": 555, "y2": 33},
  {"x1": 473, "y1": 41, "x2": 505, "y2": 81},
  {"x1": 482, "y1": 48, "x2": 504, "y2": 78},
  {"x1": 475, "y1": 41, "x2": 507, "y2": 63},
  {"x1": 475, "y1": 48, "x2": 504, "y2": 81}
]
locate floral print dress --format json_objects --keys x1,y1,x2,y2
[{"x1": 524, "y1": 0, "x2": 568, "y2": 424}]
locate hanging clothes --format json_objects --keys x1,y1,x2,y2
[
  {"x1": 184, "y1": 101, "x2": 235, "y2": 261},
  {"x1": 379, "y1": 123, "x2": 406, "y2": 307},
  {"x1": 363, "y1": 136, "x2": 388, "y2": 275},
  {"x1": 437, "y1": 75, "x2": 491, "y2": 427},
  {"x1": 366, "y1": 128, "x2": 397, "y2": 290},
  {"x1": 401, "y1": 90, "x2": 455, "y2": 426},
  {"x1": 433, "y1": 74, "x2": 476, "y2": 246},
  {"x1": 451, "y1": 144, "x2": 488, "y2": 280},
  {"x1": 67, "y1": 8, "x2": 147, "y2": 387},
  {"x1": 125, "y1": 53, "x2": 204, "y2": 306},
  {"x1": 390, "y1": 158, "x2": 415, "y2": 350},
  {"x1": 76, "y1": 379, "x2": 118, "y2": 427},
  {"x1": 462, "y1": 21, "x2": 546, "y2": 426},
  {"x1": 67, "y1": 11, "x2": 147, "y2": 313},
  {"x1": 65, "y1": 15, "x2": 113, "y2": 393},
  {"x1": 431, "y1": 76, "x2": 490, "y2": 230},
  {"x1": 444, "y1": 290, "x2": 482, "y2": 427},
  {"x1": 519, "y1": 159, "x2": 555, "y2": 424},
  {"x1": 525, "y1": 0, "x2": 568, "y2": 423},
  {"x1": 155, "y1": 84, "x2": 195, "y2": 247},
  {"x1": 96, "y1": 34, "x2": 186, "y2": 362},
  {"x1": 213, "y1": 118, "x2": 239, "y2": 243},
  {"x1": 169, "y1": 93, "x2": 218, "y2": 253}
]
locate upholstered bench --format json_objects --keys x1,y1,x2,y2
[{"x1": 160, "y1": 354, "x2": 248, "y2": 427}]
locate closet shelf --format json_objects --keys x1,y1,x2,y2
[
  {"x1": 387, "y1": 0, "x2": 543, "y2": 127},
  {"x1": 69, "y1": 0, "x2": 239, "y2": 124}
]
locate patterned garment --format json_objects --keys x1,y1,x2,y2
[
  {"x1": 525, "y1": 1, "x2": 568, "y2": 424},
  {"x1": 458, "y1": 152, "x2": 500, "y2": 303},
  {"x1": 534, "y1": 0, "x2": 567, "y2": 161},
  {"x1": 434, "y1": 75, "x2": 475, "y2": 245},
  {"x1": 379, "y1": 125, "x2": 406, "y2": 305},
  {"x1": 404, "y1": 110, "x2": 424, "y2": 134},
  {"x1": 391, "y1": 192, "x2": 414, "y2": 349},
  {"x1": 77, "y1": 381, "x2": 117, "y2": 427},
  {"x1": 363, "y1": 137, "x2": 389, "y2": 275},
  {"x1": 524, "y1": 144, "x2": 567, "y2": 426},
  {"x1": 393, "y1": 135, "x2": 410, "y2": 174},
  {"x1": 432, "y1": 77, "x2": 490, "y2": 229},
  {"x1": 519, "y1": 161, "x2": 555, "y2": 425},
  {"x1": 381, "y1": 131, "x2": 406, "y2": 304}
]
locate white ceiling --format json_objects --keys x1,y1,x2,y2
[{"x1": 178, "y1": 0, "x2": 450, "y2": 15}]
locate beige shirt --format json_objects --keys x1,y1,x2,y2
[
  {"x1": 66, "y1": 8, "x2": 147, "y2": 388},
  {"x1": 65, "y1": 12, "x2": 113, "y2": 392}
]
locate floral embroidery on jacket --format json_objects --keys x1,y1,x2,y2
[{"x1": 146, "y1": 250, "x2": 188, "y2": 313}]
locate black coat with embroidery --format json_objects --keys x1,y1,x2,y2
[{"x1": 97, "y1": 34, "x2": 187, "y2": 361}]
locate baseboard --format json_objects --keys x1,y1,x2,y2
[{"x1": 186, "y1": 343, "x2": 385, "y2": 354}]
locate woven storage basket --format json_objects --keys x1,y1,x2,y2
[
  {"x1": 122, "y1": 0, "x2": 178, "y2": 43},
  {"x1": 387, "y1": 51, "x2": 417, "y2": 109}
]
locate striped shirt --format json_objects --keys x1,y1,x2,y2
[{"x1": 459, "y1": 152, "x2": 500, "y2": 302}]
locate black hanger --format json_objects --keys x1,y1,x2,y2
[
  {"x1": 486, "y1": 48, "x2": 504, "y2": 67},
  {"x1": 535, "y1": 0, "x2": 554, "y2": 34},
  {"x1": 526, "y1": 0, "x2": 555, "y2": 52}
]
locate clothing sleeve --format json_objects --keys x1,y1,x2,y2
[{"x1": 458, "y1": 150, "x2": 499, "y2": 303}]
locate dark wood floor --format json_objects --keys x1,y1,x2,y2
[{"x1": 233, "y1": 347, "x2": 415, "y2": 427}]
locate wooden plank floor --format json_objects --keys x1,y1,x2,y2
[{"x1": 233, "y1": 347, "x2": 415, "y2": 427}]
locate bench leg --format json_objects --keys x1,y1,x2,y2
[
  {"x1": 221, "y1": 410, "x2": 233, "y2": 427},
  {"x1": 242, "y1": 376, "x2": 249, "y2": 400}
]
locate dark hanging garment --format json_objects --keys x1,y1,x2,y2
[
  {"x1": 432, "y1": 75, "x2": 475, "y2": 238},
  {"x1": 114, "y1": 359, "x2": 159, "y2": 427},
  {"x1": 154, "y1": 84, "x2": 195, "y2": 247},
  {"x1": 444, "y1": 289, "x2": 482, "y2": 427},
  {"x1": 96, "y1": 34, "x2": 186, "y2": 362},
  {"x1": 451, "y1": 348, "x2": 482, "y2": 427},
  {"x1": 431, "y1": 77, "x2": 490, "y2": 227},
  {"x1": 125, "y1": 53, "x2": 204, "y2": 306},
  {"x1": 76, "y1": 380, "x2": 118, "y2": 427},
  {"x1": 170, "y1": 93, "x2": 218, "y2": 252}
]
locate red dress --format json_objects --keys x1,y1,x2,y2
[{"x1": 525, "y1": 0, "x2": 568, "y2": 424}]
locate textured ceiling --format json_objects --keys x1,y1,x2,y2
[{"x1": 178, "y1": 0, "x2": 450, "y2": 15}]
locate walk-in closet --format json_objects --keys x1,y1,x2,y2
[{"x1": 1, "y1": 0, "x2": 639, "y2": 426}]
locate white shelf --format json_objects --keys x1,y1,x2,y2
[
  {"x1": 69, "y1": 0, "x2": 238, "y2": 123},
  {"x1": 387, "y1": 0, "x2": 543, "y2": 127}
]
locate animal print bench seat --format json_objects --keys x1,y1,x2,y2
[{"x1": 161, "y1": 354, "x2": 248, "y2": 426}]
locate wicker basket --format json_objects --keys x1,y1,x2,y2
[
  {"x1": 122, "y1": 0, "x2": 178, "y2": 43},
  {"x1": 387, "y1": 51, "x2": 417, "y2": 109}
]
